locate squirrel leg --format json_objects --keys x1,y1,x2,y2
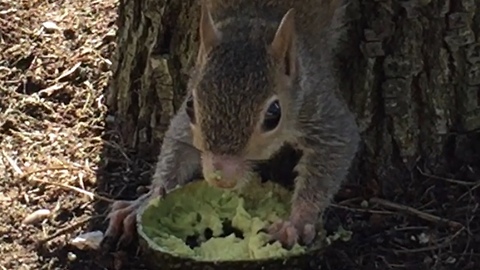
[
  {"x1": 268, "y1": 150, "x2": 348, "y2": 248},
  {"x1": 268, "y1": 118, "x2": 360, "y2": 248},
  {"x1": 102, "y1": 105, "x2": 200, "y2": 249},
  {"x1": 267, "y1": 150, "x2": 324, "y2": 248},
  {"x1": 103, "y1": 185, "x2": 166, "y2": 248}
]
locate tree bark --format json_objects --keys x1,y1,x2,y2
[
  {"x1": 106, "y1": 0, "x2": 480, "y2": 268},
  {"x1": 107, "y1": 0, "x2": 199, "y2": 157}
]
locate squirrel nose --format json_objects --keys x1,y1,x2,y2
[{"x1": 203, "y1": 154, "x2": 244, "y2": 189}]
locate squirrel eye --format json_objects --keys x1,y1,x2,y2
[
  {"x1": 262, "y1": 100, "x2": 281, "y2": 132},
  {"x1": 186, "y1": 95, "x2": 196, "y2": 124}
]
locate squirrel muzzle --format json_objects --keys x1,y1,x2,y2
[{"x1": 201, "y1": 153, "x2": 249, "y2": 189}]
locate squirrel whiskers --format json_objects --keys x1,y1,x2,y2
[{"x1": 104, "y1": 0, "x2": 360, "y2": 249}]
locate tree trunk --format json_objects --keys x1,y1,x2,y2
[{"x1": 106, "y1": 0, "x2": 480, "y2": 269}]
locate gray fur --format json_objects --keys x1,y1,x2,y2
[
  {"x1": 151, "y1": 0, "x2": 360, "y2": 244},
  {"x1": 152, "y1": 97, "x2": 201, "y2": 191}
]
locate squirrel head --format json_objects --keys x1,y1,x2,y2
[{"x1": 187, "y1": 3, "x2": 299, "y2": 190}]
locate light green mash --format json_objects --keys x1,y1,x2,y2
[{"x1": 139, "y1": 178, "x2": 307, "y2": 261}]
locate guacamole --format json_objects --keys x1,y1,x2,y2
[{"x1": 138, "y1": 178, "x2": 307, "y2": 261}]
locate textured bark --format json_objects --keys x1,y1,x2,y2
[
  {"x1": 107, "y1": 0, "x2": 480, "y2": 181},
  {"x1": 107, "y1": 0, "x2": 199, "y2": 156},
  {"x1": 106, "y1": 0, "x2": 480, "y2": 267}
]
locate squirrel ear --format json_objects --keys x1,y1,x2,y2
[
  {"x1": 270, "y1": 8, "x2": 296, "y2": 77},
  {"x1": 199, "y1": 0, "x2": 221, "y2": 56}
]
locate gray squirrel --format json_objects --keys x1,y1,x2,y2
[{"x1": 104, "y1": 0, "x2": 360, "y2": 249}]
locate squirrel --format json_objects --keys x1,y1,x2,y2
[{"x1": 103, "y1": 0, "x2": 360, "y2": 249}]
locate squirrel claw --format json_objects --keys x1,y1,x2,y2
[
  {"x1": 101, "y1": 187, "x2": 164, "y2": 250},
  {"x1": 267, "y1": 219, "x2": 316, "y2": 249},
  {"x1": 101, "y1": 199, "x2": 140, "y2": 250}
]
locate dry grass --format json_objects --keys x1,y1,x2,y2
[{"x1": 0, "y1": 0, "x2": 119, "y2": 268}]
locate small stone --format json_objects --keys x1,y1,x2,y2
[
  {"x1": 22, "y1": 209, "x2": 51, "y2": 225},
  {"x1": 71, "y1": 230, "x2": 104, "y2": 250},
  {"x1": 42, "y1": 21, "x2": 61, "y2": 32},
  {"x1": 67, "y1": 252, "x2": 77, "y2": 261}
]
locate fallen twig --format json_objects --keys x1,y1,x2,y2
[
  {"x1": 37, "y1": 216, "x2": 100, "y2": 244},
  {"x1": 20, "y1": 165, "x2": 82, "y2": 178},
  {"x1": 1, "y1": 150, "x2": 23, "y2": 175},
  {"x1": 391, "y1": 226, "x2": 465, "y2": 254},
  {"x1": 330, "y1": 203, "x2": 394, "y2": 215},
  {"x1": 369, "y1": 197, "x2": 464, "y2": 229},
  {"x1": 417, "y1": 167, "x2": 479, "y2": 186},
  {"x1": 457, "y1": 182, "x2": 480, "y2": 202},
  {"x1": 2, "y1": 153, "x2": 114, "y2": 203},
  {"x1": 29, "y1": 178, "x2": 114, "y2": 203}
]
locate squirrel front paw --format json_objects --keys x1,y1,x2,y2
[
  {"x1": 267, "y1": 219, "x2": 316, "y2": 249},
  {"x1": 101, "y1": 185, "x2": 166, "y2": 250}
]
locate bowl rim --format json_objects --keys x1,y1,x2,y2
[{"x1": 135, "y1": 180, "x2": 324, "y2": 263}]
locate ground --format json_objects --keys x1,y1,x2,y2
[{"x1": 0, "y1": 0, "x2": 479, "y2": 270}]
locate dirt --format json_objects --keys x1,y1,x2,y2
[
  {"x1": 0, "y1": 0, "x2": 479, "y2": 270},
  {"x1": 0, "y1": 0, "x2": 131, "y2": 269}
]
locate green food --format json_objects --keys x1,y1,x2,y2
[{"x1": 139, "y1": 178, "x2": 307, "y2": 261}]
